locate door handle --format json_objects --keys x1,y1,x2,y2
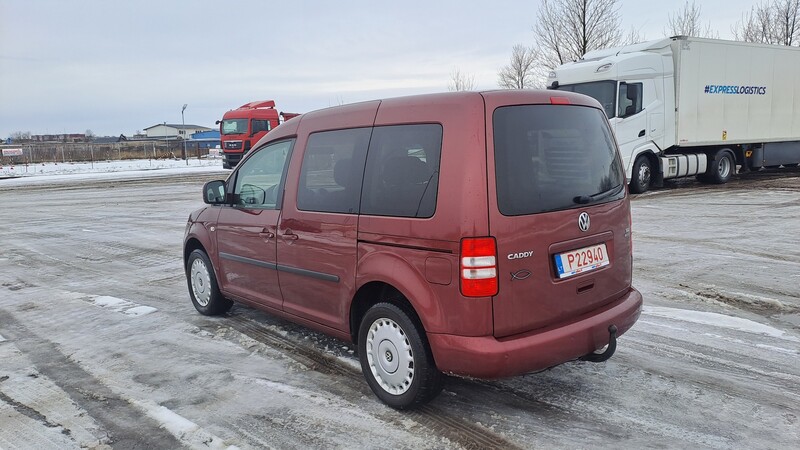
[
  {"x1": 259, "y1": 228, "x2": 275, "y2": 239},
  {"x1": 638, "y1": 129, "x2": 646, "y2": 137},
  {"x1": 281, "y1": 230, "x2": 299, "y2": 241}
]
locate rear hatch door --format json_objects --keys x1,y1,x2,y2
[{"x1": 485, "y1": 93, "x2": 632, "y2": 338}]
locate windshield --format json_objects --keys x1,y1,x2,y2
[
  {"x1": 493, "y1": 104, "x2": 625, "y2": 216},
  {"x1": 555, "y1": 81, "x2": 617, "y2": 119},
  {"x1": 221, "y1": 119, "x2": 248, "y2": 135}
]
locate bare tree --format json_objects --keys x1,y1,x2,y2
[
  {"x1": 498, "y1": 45, "x2": 541, "y2": 89},
  {"x1": 665, "y1": 1, "x2": 719, "y2": 38},
  {"x1": 10, "y1": 131, "x2": 31, "y2": 142},
  {"x1": 624, "y1": 25, "x2": 645, "y2": 45},
  {"x1": 448, "y1": 68, "x2": 475, "y2": 92},
  {"x1": 85, "y1": 129, "x2": 96, "y2": 141},
  {"x1": 732, "y1": 0, "x2": 800, "y2": 45},
  {"x1": 533, "y1": 0, "x2": 625, "y2": 70}
]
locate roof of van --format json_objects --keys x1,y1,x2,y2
[{"x1": 261, "y1": 90, "x2": 605, "y2": 144}]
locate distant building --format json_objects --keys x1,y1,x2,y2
[
  {"x1": 30, "y1": 133, "x2": 87, "y2": 143},
  {"x1": 190, "y1": 130, "x2": 221, "y2": 150},
  {"x1": 143, "y1": 123, "x2": 212, "y2": 140}
]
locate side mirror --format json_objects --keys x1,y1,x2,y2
[{"x1": 203, "y1": 180, "x2": 226, "y2": 204}]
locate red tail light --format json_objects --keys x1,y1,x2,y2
[{"x1": 460, "y1": 237, "x2": 498, "y2": 297}]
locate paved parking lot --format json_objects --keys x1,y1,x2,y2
[{"x1": 1, "y1": 169, "x2": 798, "y2": 449}]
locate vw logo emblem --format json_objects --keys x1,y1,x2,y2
[{"x1": 578, "y1": 212, "x2": 590, "y2": 232}]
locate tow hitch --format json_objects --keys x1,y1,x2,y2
[{"x1": 580, "y1": 325, "x2": 618, "y2": 363}]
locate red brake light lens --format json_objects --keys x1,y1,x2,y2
[
  {"x1": 460, "y1": 237, "x2": 498, "y2": 297},
  {"x1": 550, "y1": 96, "x2": 571, "y2": 105}
]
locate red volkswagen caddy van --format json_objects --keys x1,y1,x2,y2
[{"x1": 183, "y1": 90, "x2": 642, "y2": 409}]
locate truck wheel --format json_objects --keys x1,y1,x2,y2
[
  {"x1": 703, "y1": 150, "x2": 735, "y2": 184},
  {"x1": 630, "y1": 156, "x2": 652, "y2": 194},
  {"x1": 358, "y1": 302, "x2": 443, "y2": 409},
  {"x1": 186, "y1": 249, "x2": 233, "y2": 316}
]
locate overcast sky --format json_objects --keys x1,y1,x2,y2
[{"x1": 0, "y1": 0, "x2": 756, "y2": 138}]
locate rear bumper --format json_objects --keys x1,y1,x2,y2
[{"x1": 427, "y1": 287, "x2": 643, "y2": 379}]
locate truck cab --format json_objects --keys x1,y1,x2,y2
[
  {"x1": 218, "y1": 100, "x2": 282, "y2": 169},
  {"x1": 548, "y1": 40, "x2": 675, "y2": 192}
]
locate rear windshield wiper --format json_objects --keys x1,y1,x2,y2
[{"x1": 573, "y1": 184, "x2": 624, "y2": 205}]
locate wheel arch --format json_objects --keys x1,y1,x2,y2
[
  {"x1": 625, "y1": 144, "x2": 661, "y2": 181},
  {"x1": 349, "y1": 281, "x2": 425, "y2": 345},
  {"x1": 350, "y1": 251, "x2": 443, "y2": 345},
  {"x1": 184, "y1": 237, "x2": 206, "y2": 270}
]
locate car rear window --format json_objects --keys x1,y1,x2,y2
[{"x1": 493, "y1": 104, "x2": 624, "y2": 216}]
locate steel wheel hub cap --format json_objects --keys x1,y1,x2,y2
[
  {"x1": 190, "y1": 258, "x2": 211, "y2": 307},
  {"x1": 639, "y1": 164, "x2": 650, "y2": 185},
  {"x1": 366, "y1": 317, "x2": 414, "y2": 395},
  {"x1": 719, "y1": 158, "x2": 731, "y2": 177}
]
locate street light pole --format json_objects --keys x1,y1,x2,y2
[{"x1": 181, "y1": 104, "x2": 188, "y2": 164}]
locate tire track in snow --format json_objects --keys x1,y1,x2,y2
[
  {"x1": 223, "y1": 314, "x2": 523, "y2": 450},
  {"x1": 0, "y1": 309, "x2": 183, "y2": 449}
]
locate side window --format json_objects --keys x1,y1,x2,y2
[
  {"x1": 251, "y1": 119, "x2": 270, "y2": 134},
  {"x1": 618, "y1": 82, "x2": 643, "y2": 118},
  {"x1": 232, "y1": 139, "x2": 293, "y2": 209},
  {"x1": 361, "y1": 124, "x2": 442, "y2": 218},
  {"x1": 297, "y1": 128, "x2": 371, "y2": 214}
]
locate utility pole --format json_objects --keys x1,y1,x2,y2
[{"x1": 181, "y1": 104, "x2": 188, "y2": 164}]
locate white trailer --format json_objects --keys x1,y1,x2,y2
[{"x1": 548, "y1": 36, "x2": 800, "y2": 193}]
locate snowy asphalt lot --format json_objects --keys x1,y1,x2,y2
[{"x1": 0, "y1": 165, "x2": 798, "y2": 449}]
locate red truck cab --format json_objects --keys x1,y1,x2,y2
[{"x1": 219, "y1": 100, "x2": 295, "y2": 169}]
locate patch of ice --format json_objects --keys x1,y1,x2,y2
[
  {"x1": 122, "y1": 305, "x2": 159, "y2": 317},
  {"x1": 336, "y1": 355, "x2": 361, "y2": 371},
  {"x1": 86, "y1": 295, "x2": 157, "y2": 317},
  {"x1": 128, "y1": 399, "x2": 242, "y2": 450},
  {"x1": 643, "y1": 306, "x2": 800, "y2": 342}
]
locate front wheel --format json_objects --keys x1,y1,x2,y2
[
  {"x1": 358, "y1": 303, "x2": 443, "y2": 409},
  {"x1": 630, "y1": 156, "x2": 652, "y2": 194},
  {"x1": 186, "y1": 249, "x2": 233, "y2": 316}
]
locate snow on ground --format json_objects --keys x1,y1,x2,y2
[
  {"x1": 0, "y1": 170, "x2": 798, "y2": 448},
  {"x1": 0, "y1": 158, "x2": 226, "y2": 185}
]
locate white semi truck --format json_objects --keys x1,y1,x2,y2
[{"x1": 548, "y1": 36, "x2": 800, "y2": 193}]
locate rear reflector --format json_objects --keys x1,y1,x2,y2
[
  {"x1": 460, "y1": 237, "x2": 498, "y2": 297},
  {"x1": 550, "y1": 96, "x2": 571, "y2": 105}
]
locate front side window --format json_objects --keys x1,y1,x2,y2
[
  {"x1": 232, "y1": 140, "x2": 293, "y2": 209},
  {"x1": 221, "y1": 119, "x2": 248, "y2": 135},
  {"x1": 361, "y1": 124, "x2": 442, "y2": 218},
  {"x1": 296, "y1": 128, "x2": 371, "y2": 214},
  {"x1": 251, "y1": 119, "x2": 271, "y2": 134},
  {"x1": 618, "y1": 82, "x2": 643, "y2": 118},
  {"x1": 494, "y1": 105, "x2": 624, "y2": 216},
  {"x1": 555, "y1": 81, "x2": 617, "y2": 118}
]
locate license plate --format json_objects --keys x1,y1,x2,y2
[{"x1": 554, "y1": 243, "x2": 609, "y2": 279}]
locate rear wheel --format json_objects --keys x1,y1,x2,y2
[
  {"x1": 630, "y1": 156, "x2": 652, "y2": 194},
  {"x1": 701, "y1": 149, "x2": 735, "y2": 184},
  {"x1": 186, "y1": 249, "x2": 233, "y2": 315},
  {"x1": 358, "y1": 302, "x2": 443, "y2": 409}
]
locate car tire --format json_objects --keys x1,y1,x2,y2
[
  {"x1": 630, "y1": 156, "x2": 652, "y2": 194},
  {"x1": 186, "y1": 249, "x2": 233, "y2": 316},
  {"x1": 358, "y1": 302, "x2": 443, "y2": 409}
]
